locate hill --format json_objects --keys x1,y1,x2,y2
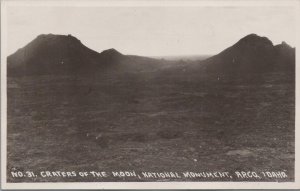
[
  {"x1": 7, "y1": 34, "x2": 160, "y2": 76},
  {"x1": 201, "y1": 34, "x2": 295, "y2": 75}
]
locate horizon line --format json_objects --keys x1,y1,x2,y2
[{"x1": 8, "y1": 33, "x2": 296, "y2": 57}]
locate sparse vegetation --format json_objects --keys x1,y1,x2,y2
[{"x1": 7, "y1": 70, "x2": 295, "y2": 182}]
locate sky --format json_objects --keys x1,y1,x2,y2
[{"x1": 6, "y1": 5, "x2": 296, "y2": 56}]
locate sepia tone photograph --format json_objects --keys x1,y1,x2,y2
[{"x1": 1, "y1": 0, "x2": 299, "y2": 189}]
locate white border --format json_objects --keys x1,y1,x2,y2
[{"x1": 1, "y1": 0, "x2": 300, "y2": 189}]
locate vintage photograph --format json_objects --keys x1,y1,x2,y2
[{"x1": 1, "y1": 0, "x2": 299, "y2": 189}]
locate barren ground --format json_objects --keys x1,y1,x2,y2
[{"x1": 7, "y1": 70, "x2": 295, "y2": 182}]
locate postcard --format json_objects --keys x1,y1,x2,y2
[{"x1": 1, "y1": 0, "x2": 299, "y2": 189}]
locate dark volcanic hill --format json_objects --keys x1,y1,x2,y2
[
  {"x1": 7, "y1": 34, "x2": 159, "y2": 76},
  {"x1": 8, "y1": 34, "x2": 109, "y2": 75},
  {"x1": 202, "y1": 34, "x2": 295, "y2": 75}
]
